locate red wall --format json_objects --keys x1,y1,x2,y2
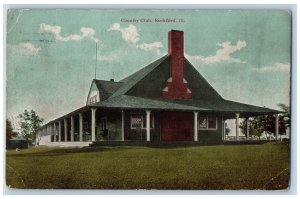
[{"x1": 160, "y1": 111, "x2": 193, "y2": 141}]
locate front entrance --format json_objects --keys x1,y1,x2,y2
[{"x1": 160, "y1": 111, "x2": 193, "y2": 141}]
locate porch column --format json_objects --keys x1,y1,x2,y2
[
  {"x1": 222, "y1": 116, "x2": 226, "y2": 141},
  {"x1": 246, "y1": 117, "x2": 250, "y2": 140},
  {"x1": 48, "y1": 125, "x2": 51, "y2": 143},
  {"x1": 236, "y1": 113, "x2": 240, "y2": 140},
  {"x1": 121, "y1": 110, "x2": 125, "y2": 141},
  {"x1": 146, "y1": 110, "x2": 151, "y2": 141},
  {"x1": 71, "y1": 116, "x2": 74, "y2": 142},
  {"x1": 45, "y1": 127, "x2": 47, "y2": 140},
  {"x1": 91, "y1": 108, "x2": 97, "y2": 141},
  {"x1": 54, "y1": 123, "x2": 57, "y2": 142},
  {"x1": 46, "y1": 126, "x2": 48, "y2": 142},
  {"x1": 64, "y1": 118, "x2": 67, "y2": 142},
  {"x1": 275, "y1": 114, "x2": 279, "y2": 140},
  {"x1": 36, "y1": 130, "x2": 39, "y2": 145},
  {"x1": 58, "y1": 120, "x2": 61, "y2": 142},
  {"x1": 79, "y1": 113, "x2": 83, "y2": 142},
  {"x1": 193, "y1": 112, "x2": 198, "y2": 141}
]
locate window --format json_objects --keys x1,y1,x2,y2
[
  {"x1": 130, "y1": 113, "x2": 154, "y2": 129},
  {"x1": 100, "y1": 117, "x2": 107, "y2": 131},
  {"x1": 131, "y1": 114, "x2": 143, "y2": 129},
  {"x1": 89, "y1": 95, "x2": 98, "y2": 104},
  {"x1": 199, "y1": 116, "x2": 217, "y2": 130}
]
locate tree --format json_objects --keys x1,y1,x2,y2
[
  {"x1": 225, "y1": 122, "x2": 231, "y2": 136},
  {"x1": 277, "y1": 103, "x2": 290, "y2": 126},
  {"x1": 277, "y1": 103, "x2": 290, "y2": 140},
  {"x1": 240, "y1": 104, "x2": 289, "y2": 140},
  {"x1": 6, "y1": 119, "x2": 18, "y2": 145},
  {"x1": 240, "y1": 116, "x2": 265, "y2": 139},
  {"x1": 18, "y1": 110, "x2": 44, "y2": 141}
]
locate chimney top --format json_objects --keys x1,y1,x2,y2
[
  {"x1": 168, "y1": 30, "x2": 184, "y2": 55},
  {"x1": 163, "y1": 30, "x2": 192, "y2": 99},
  {"x1": 170, "y1": 29, "x2": 183, "y2": 32}
]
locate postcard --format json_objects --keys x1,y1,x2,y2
[{"x1": 6, "y1": 9, "x2": 291, "y2": 190}]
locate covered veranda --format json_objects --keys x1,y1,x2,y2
[{"x1": 36, "y1": 95, "x2": 282, "y2": 146}]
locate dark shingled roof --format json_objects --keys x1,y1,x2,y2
[
  {"x1": 43, "y1": 55, "x2": 281, "y2": 126},
  {"x1": 110, "y1": 55, "x2": 169, "y2": 98},
  {"x1": 92, "y1": 94, "x2": 207, "y2": 111},
  {"x1": 87, "y1": 55, "x2": 281, "y2": 116},
  {"x1": 94, "y1": 79, "x2": 123, "y2": 100}
]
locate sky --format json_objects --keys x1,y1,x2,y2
[{"x1": 6, "y1": 9, "x2": 291, "y2": 130}]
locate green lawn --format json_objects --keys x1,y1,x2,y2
[{"x1": 6, "y1": 142, "x2": 290, "y2": 190}]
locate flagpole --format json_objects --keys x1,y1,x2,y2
[{"x1": 95, "y1": 42, "x2": 97, "y2": 79}]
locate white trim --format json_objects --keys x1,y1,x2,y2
[
  {"x1": 162, "y1": 86, "x2": 168, "y2": 92},
  {"x1": 194, "y1": 112, "x2": 198, "y2": 141},
  {"x1": 167, "y1": 77, "x2": 172, "y2": 82},
  {"x1": 221, "y1": 115, "x2": 224, "y2": 140},
  {"x1": 54, "y1": 123, "x2": 57, "y2": 142},
  {"x1": 121, "y1": 110, "x2": 124, "y2": 141},
  {"x1": 58, "y1": 121, "x2": 61, "y2": 142},
  {"x1": 87, "y1": 81, "x2": 100, "y2": 105},
  {"x1": 70, "y1": 116, "x2": 74, "y2": 142},
  {"x1": 236, "y1": 113, "x2": 240, "y2": 140},
  {"x1": 91, "y1": 108, "x2": 97, "y2": 141},
  {"x1": 79, "y1": 113, "x2": 83, "y2": 142},
  {"x1": 146, "y1": 110, "x2": 151, "y2": 142},
  {"x1": 64, "y1": 119, "x2": 67, "y2": 142},
  {"x1": 246, "y1": 117, "x2": 250, "y2": 140}
]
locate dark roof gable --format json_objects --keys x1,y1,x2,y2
[
  {"x1": 123, "y1": 56, "x2": 223, "y2": 101},
  {"x1": 93, "y1": 79, "x2": 123, "y2": 101},
  {"x1": 110, "y1": 55, "x2": 169, "y2": 98},
  {"x1": 88, "y1": 55, "x2": 280, "y2": 115}
]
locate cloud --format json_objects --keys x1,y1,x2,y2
[
  {"x1": 107, "y1": 23, "x2": 163, "y2": 54},
  {"x1": 186, "y1": 40, "x2": 247, "y2": 64},
  {"x1": 136, "y1": 42, "x2": 163, "y2": 55},
  {"x1": 98, "y1": 53, "x2": 118, "y2": 61},
  {"x1": 8, "y1": 42, "x2": 41, "y2": 56},
  {"x1": 40, "y1": 23, "x2": 99, "y2": 43},
  {"x1": 254, "y1": 62, "x2": 290, "y2": 73},
  {"x1": 108, "y1": 23, "x2": 139, "y2": 44}
]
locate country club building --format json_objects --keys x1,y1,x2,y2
[{"x1": 36, "y1": 30, "x2": 281, "y2": 147}]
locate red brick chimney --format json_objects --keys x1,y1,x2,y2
[{"x1": 162, "y1": 30, "x2": 192, "y2": 99}]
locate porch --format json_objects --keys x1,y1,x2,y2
[{"x1": 36, "y1": 106, "x2": 281, "y2": 146}]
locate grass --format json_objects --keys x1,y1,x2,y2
[{"x1": 6, "y1": 142, "x2": 290, "y2": 190}]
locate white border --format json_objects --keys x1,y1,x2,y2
[{"x1": 1, "y1": 2, "x2": 298, "y2": 198}]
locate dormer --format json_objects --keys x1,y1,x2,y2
[
  {"x1": 86, "y1": 79, "x2": 124, "y2": 105},
  {"x1": 86, "y1": 80, "x2": 100, "y2": 105}
]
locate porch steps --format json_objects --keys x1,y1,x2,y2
[
  {"x1": 222, "y1": 140, "x2": 269, "y2": 145},
  {"x1": 88, "y1": 140, "x2": 269, "y2": 148},
  {"x1": 89, "y1": 141, "x2": 206, "y2": 148}
]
